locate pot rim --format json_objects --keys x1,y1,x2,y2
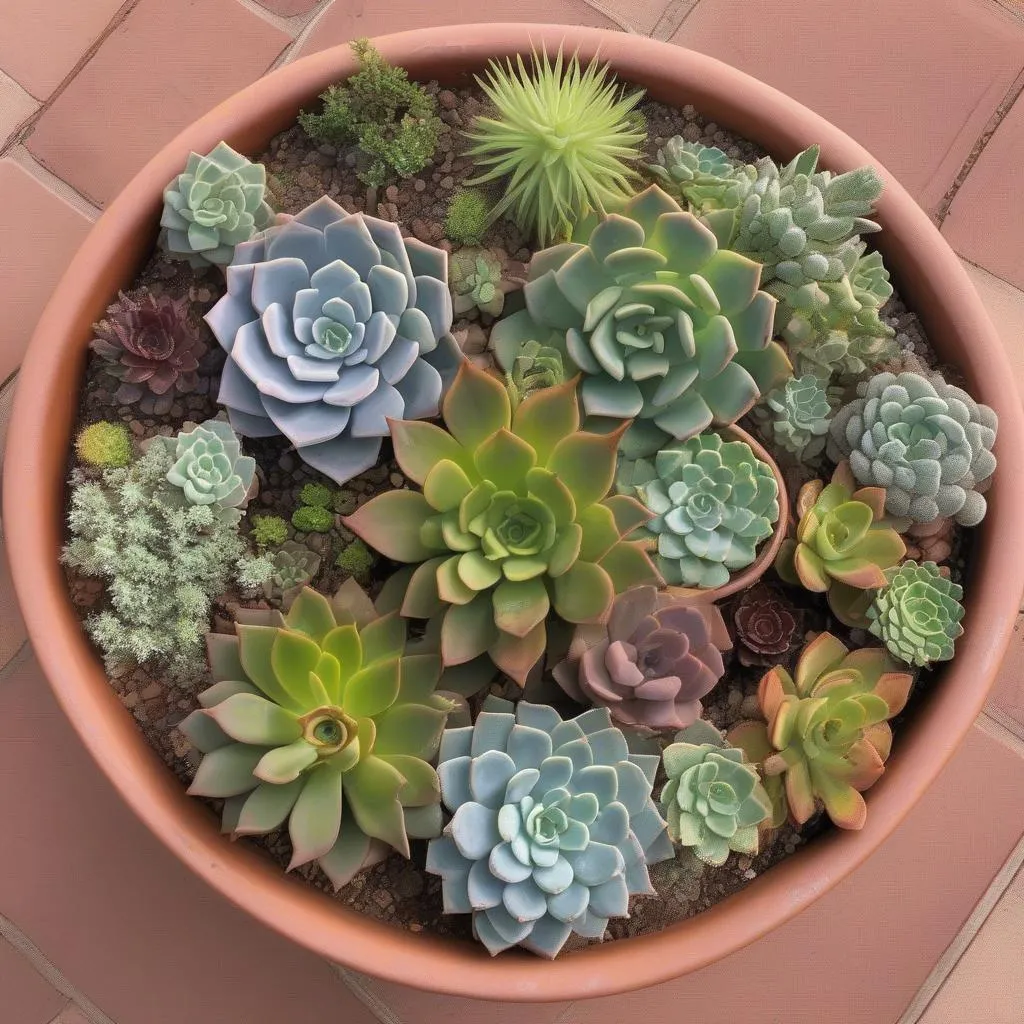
[{"x1": 5, "y1": 24, "x2": 1024, "y2": 1002}]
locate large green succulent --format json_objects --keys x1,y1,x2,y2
[
  {"x1": 345, "y1": 362, "x2": 660, "y2": 683},
  {"x1": 181, "y1": 582, "x2": 455, "y2": 888},
  {"x1": 828, "y1": 371, "x2": 998, "y2": 526},
  {"x1": 628, "y1": 432, "x2": 779, "y2": 589},
  {"x1": 867, "y1": 560, "x2": 965, "y2": 667},
  {"x1": 646, "y1": 138, "x2": 736, "y2": 208},
  {"x1": 749, "y1": 374, "x2": 836, "y2": 459},
  {"x1": 160, "y1": 141, "x2": 274, "y2": 268},
  {"x1": 491, "y1": 185, "x2": 792, "y2": 459}
]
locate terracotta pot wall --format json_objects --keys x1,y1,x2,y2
[{"x1": 5, "y1": 24, "x2": 1024, "y2": 1002}]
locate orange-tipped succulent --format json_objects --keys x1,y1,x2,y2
[{"x1": 729, "y1": 632, "x2": 913, "y2": 830}]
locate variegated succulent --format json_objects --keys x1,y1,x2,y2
[{"x1": 749, "y1": 374, "x2": 837, "y2": 460}]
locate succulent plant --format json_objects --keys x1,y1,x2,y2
[
  {"x1": 251, "y1": 514, "x2": 288, "y2": 548},
  {"x1": 335, "y1": 539, "x2": 374, "y2": 579},
  {"x1": 450, "y1": 248, "x2": 504, "y2": 318},
  {"x1": 75, "y1": 421, "x2": 132, "y2": 468},
  {"x1": 299, "y1": 482, "x2": 334, "y2": 508},
  {"x1": 627, "y1": 432, "x2": 779, "y2": 589},
  {"x1": 159, "y1": 141, "x2": 274, "y2": 268},
  {"x1": 266, "y1": 540, "x2": 321, "y2": 596},
  {"x1": 157, "y1": 419, "x2": 255, "y2": 524},
  {"x1": 828, "y1": 371, "x2": 998, "y2": 526},
  {"x1": 552, "y1": 585, "x2": 730, "y2": 732},
  {"x1": 732, "y1": 583, "x2": 801, "y2": 668},
  {"x1": 91, "y1": 291, "x2": 206, "y2": 415},
  {"x1": 731, "y1": 633, "x2": 912, "y2": 829},
  {"x1": 291, "y1": 504, "x2": 334, "y2": 534},
  {"x1": 344, "y1": 362, "x2": 660, "y2": 683},
  {"x1": 646, "y1": 137, "x2": 736, "y2": 207},
  {"x1": 425, "y1": 697, "x2": 672, "y2": 957},
  {"x1": 775, "y1": 461, "x2": 905, "y2": 625},
  {"x1": 465, "y1": 49, "x2": 645, "y2": 245},
  {"x1": 660, "y1": 720, "x2": 771, "y2": 866},
  {"x1": 181, "y1": 583, "x2": 455, "y2": 887},
  {"x1": 867, "y1": 560, "x2": 964, "y2": 667},
  {"x1": 445, "y1": 189, "x2": 490, "y2": 247},
  {"x1": 901, "y1": 517, "x2": 954, "y2": 564},
  {"x1": 749, "y1": 374, "x2": 836, "y2": 459},
  {"x1": 205, "y1": 195, "x2": 463, "y2": 485},
  {"x1": 505, "y1": 341, "x2": 566, "y2": 411},
  {"x1": 490, "y1": 186, "x2": 792, "y2": 458}
]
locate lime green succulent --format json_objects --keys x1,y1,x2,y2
[
  {"x1": 299, "y1": 483, "x2": 334, "y2": 509},
  {"x1": 646, "y1": 137, "x2": 736, "y2": 208},
  {"x1": 867, "y1": 560, "x2": 964, "y2": 667},
  {"x1": 450, "y1": 248, "x2": 505, "y2": 318},
  {"x1": 445, "y1": 189, "x2": 490, "y2": 247},
  {"x1": 344, "y1": 361, "x2": 661, "y2": 683},
  {"x1": 491, "y1": 185, "x2": 792, "y2": 459},
  {"x1": 251, "y1": 514, "x2": 288, "y2": 548},
  {"x1": 292, "y1": 505, "x2": 334, "y2": 534},
  {"x1": 181, "y1": 582, "x2": 455, "y2": 888},
  {"x1": 749, "y1": 374, "x2": 837, "y2": 460},
  {"x1": 505, "y1": 340, "x2": 566, "y2": 411},
  {"x1": 75, "y1": 421, "x2": 133, "y2": 468}
]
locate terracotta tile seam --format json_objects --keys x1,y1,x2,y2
[
  {"x1": 989, "y1": 0, "x2": 1024, "y2": 28},
  {"x1": 896, "y1": 831, "x2": 1024, "y2": 1023},
  {"x1": 4, "y1": 146, "x2": 102, "y2": 221},
  {"x1": 0, "y1": 70, "x2": 40, "y2": 153},
  {"x1": 978, "y1": 705, "x2": 1024, "y2": 752},
  {"x1": 651, "y1": 0, "x2": 702, "y2": 41},
  {"x1": 272, "y1": 0, "x2": 339, "y2": 70},
  {"x1": 578, "y1": 0, "x2": 641, "y2": 33},
  {"x1": 231, "y1": 0, "x2": 303, "y2": 37},
  {"x1": 0, "y1": 912, "x2": 117, "y2": 1024},
  {"x1": 0, "y1": 640, "x2": 30, "y2": 686},
  {"x1": 959, "y1": 254, "x2": 1024, "y2": 297},
  {"x1": 328, "y1": 964, "x2": 405, "y2": 1024}
]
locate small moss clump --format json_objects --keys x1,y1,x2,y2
[
  {"x1": 75, "y1": 421, "x2": 133, "y2": 468},
  {"x1": 251, "y1": 514, "x2": 288, "y2": 548},
  {"x1": 298, "y1": 38, "x2": 444, "y2": 187},
  {"x1": 335, "y1": 539, "x2": 375, "y2": 580},
  {"x1": 445, "y1": 189, "x2": 490, "y2": 246},
  {"x1": 299, "y1": 482, "x2": 334, "y2": 508},
  {"x1": 291, "y1": 505, "x2": 334, "y2": 534}
]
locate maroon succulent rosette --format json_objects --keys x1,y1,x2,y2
[{"x1": 732, "y1": 583, "x2": 800, "y2": 667}]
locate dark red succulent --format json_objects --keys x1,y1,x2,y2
[
  {"x1": 733, "y1": 584, "x2": 801, "y2": 667},
  {"x1": 91, "y1": 290, "x2": 205, "y2": 412}
]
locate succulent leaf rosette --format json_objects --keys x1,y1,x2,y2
[
  {"x1": 552, "y1": 586, "x2": 731, "y2": 732},
  {"x1": 160, "y1": 141, "x2": 274, "y2": 267},
  {"x1": 749, "y1": 374, "x2": 836, "y2": 460},
  {"x1": 181, "y1": 583, "x2": 454, "y2": 888},
  {"x1": 450, "y1": 248, "x2": 505, "y2": 318},
  {"x1": 629, "y1": 432, "x2": 780, "y2": 589},
  {"x1": 828, "y1": 371, "x2": 998, "y2": 526},
  {"x1": 729, "y1": 633, "x2": 912, "y2": 830},
  {"x1": 490, "y1": 185, "x2": 792, "y2": 459},
  {"x1": 867, "y1": 560, "x2": 965, "y2": 667},
  {"x1": 345, "y1": 364, "x2": 661, "y2": 683},
  {"x1": 646, "y1": 138, "x2": 736, "y2": 207},
  {"x1": 264, "y1": 541, "x2": 322, "y2": 600},
  {"x1": 205, "y1": 196, "x2": 463, "y2": 485},
  {"x1": 732, "y1": 583, "x2": 800, "y2": 667},
  {"x1": 426, "y1": 698, "x2": 672, "y2": 958}
]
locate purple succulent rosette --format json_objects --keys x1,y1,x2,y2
[{"x1": 205, "y1": 196, "x2": 463, "y2": 484}]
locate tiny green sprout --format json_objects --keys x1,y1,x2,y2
[
  {"x1": 334, "y1": 539, "x2": 375, "y2": 579},
  {"x1": 445, "y1": 188, "x2": 491, "y2": 246},
  {"x1": 75, "y1": 421, "x2": 133, "y2": 468},
  {"x1": 250, "y1": 514, "x2": 288, "y2": 548},
  {"x1": 299, "y1": 482, "x2": 334, "y2": 508},
  {"x1": 291, "y1": 505, "x2": 334, "y2": 533}
]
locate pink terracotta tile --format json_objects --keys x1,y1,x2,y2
[
  {"x1": 943, "y1": 93, "x2": 1024, "y2": 290},
  {"x1": 0, "y1": 647, "x2": 379, "y2": 1024},
  {"x1": 0, "y1": 935, "x2": 67, "y2": 1024},
  {"x1": 0, "y1": 0, "x2": 126, "y2": 101},
  {"x1": 670, "y1": 0, "x2": 1024, "y2": 214},
  {"x1": 25, "y1": 0, "x2": 291, "y2": 207},
  {"x1": 253, "y1": 0, "x2": 321, "y2": 16},
  {"x1": 0, "y1": 534, "x2": 29, "y2": 672},
  {"x1": 960, "y1": 260, "x2": 1024, "y2": 403},
  {"x1": 0, "y1": 160, "x2": 92, "y2": 384},
  {"x1": 988, "y1": 615, "x2": 1024, "y2": 736},
  {"x1": 0, "y1": 69, "x2": 39, "y2": 147},
  {"x1": 51, "y1": 1006, "x2": 92, "y2": 1024}
]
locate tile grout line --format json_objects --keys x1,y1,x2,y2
[
  {"x1": 651, "y1": 0, "x2": 703, "y2": 41},
  {"x1": 230, "y1": 0, "x2": 303, "y2": 37},
  {"x1": 0, "y1": 912, "x2": 118, "y2": 1024},
  {"x1": 579, "y1": 0, "x2": 640, "y2": 33},
  {"x1": 271, "y1": 0, "x2": 337, "y2": 69},
  {"x1": 329, "y1": 965, "x2": 406, "y2": 1024},
  {"x1": 978, "y1": 705, "x2": 1024, "y2": 750},
  {"x1": 5, "y1": 146, "x2": 102, "y2": 221}
]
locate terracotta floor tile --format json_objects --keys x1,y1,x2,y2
[
  {"x1": 253, "y1": 0, "x2": 321, "y2": 16},
  {"x1": 0, "y1": 535, "x2": 29, "y2": 673},
  {"x1": 988, "y1": 615, "x2": 1024, "y2": 737},
  {"x1": 552, "y1": 723, "x2": 1024, "y2": 1024},
  {"x1": 0, "y1": 70, "x2": 38, "y2": 148},
  {"x1": 25, "y1": 0, "x2": 291, "y2": 207},
  {"x1": 0, "y1": 647, "x2": 379, "y2": 1024},
  {"x1": 670, "y1": 0, "x2": 1024, "y2": 214},
  {"x1": 0, "y1": 934, "x2": 67, "y2": 1024},
  {"x1": 0, "y1": 0, "x2": 127, "y2": 101},
  {"x1": 961, "y1": 259, "x2": 1024, "y2": 401},
  {"x1": 0, "y1": 161, "x2": 92, "y2": 384},
  {"x1": 50, "y1": 1006, "x2": 91, "y2": 1024},
  {"x1": 943, "y1": 92, "x2": 1024, "y2": 290}
]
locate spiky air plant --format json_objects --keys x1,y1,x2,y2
[{"x1": 464, "y1": 48, "x2": 645, "y2": 245}]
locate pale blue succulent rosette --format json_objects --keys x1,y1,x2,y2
[
  {"x1": 426, "y1": 698, "x2": 672, "y2": 959},
  {"x1": 205, "y1": 196, "x2": 463, "y2": 485}
]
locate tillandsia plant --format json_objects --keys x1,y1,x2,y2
[
  {"x1": 748, "y1": 374, "x2": 837, "y2": 460},
  {"x1": 626, "y1": 432, "x2": 780, "y2": 589},
  {"x1": 425, "y1": 697, "x2": 672, "y2": 958},
  {"x1": 91, "y1": 291, "x2": 206, "y2": 415},
  {"x1": 159, "y1": 141, "x2": 274, "y2": 268},
  {"x1": 867, "y1": 560, "x2": 965, "y2": 667},
  {"x1": 505, "y1": 341, "x2": 566, "y2": 411},
  {"x1": 490, "y1": 185, "x2": 792, "y2": 459},
  {"x1": 646, "y1": 138, "x2": 736, "y2": 208},
  {"x1": 775, "y1": 461, "x2": 905, "y2": 626},
  {"x1": 552, "y1": 585, "x2": 731, "y2": 732},
  {"x1": 344, "y1": 362, "x2": 661, "y2": 683},
  {"x1": 449, "y1": 248, "x2": 505, "y2": 318},
  {"x1": 828, "y1": 371, "x2": 998, "y2": 527},
  {"x1": 728, "y1": 633, "x2": 913, "y2": 830},
  {"x1": 732, "y1": 583, "x2": 801, "y2": 668},
  {"x1": 464, "y1": 48, "x2": 645, "y2": 245},
  {"x1": 74, "y1": 421, "x2": 133, "y2": 469},
  {"x1": 181, "y1": 583, "x2": 456, "y2": 888},
  {"x1": 205, "y1": 195, "x2": 462, "y2": 485},
  {"x1": 445, "y1": 189, "x2": 490, "y2": 247},
  {"x1": 660, "y1": 719, "x2": 771, "y2": 866},
  {"x1": 298, "y1": 39, "x2": 444, "y2": 187}
]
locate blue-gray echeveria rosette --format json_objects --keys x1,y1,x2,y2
[
  {"x1": 426, "y1": 698, "x2": 672, "y2": 958},
  {"x1": 205, "y1": 196, "x2": 463, "y2": 485}
]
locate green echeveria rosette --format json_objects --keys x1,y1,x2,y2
[
  {"x1": 749, "y1": 374, "x2": 836, "y2": 459},
  {"x1": 629, "y1": 432, "x2": 779, "y2": 589},
  {"x1": 180, "y1": 582, "x2": 455, "y2": 890},
  {"x1": 426, "y1": 697, "x2": 672, "y2": 958},
  {"x1": 646, "y1": 138, "x2": 737, "y2": 207},
  {"x1": 490, "y1": 185, "x2": 792, "y2": 460},
  {"x1": 160, "y1": 141, "x2": 274, "y2": 268},
  {"x1": 450, "y1": 248, "x2": 505, "y2": 318},
  {"x1": 867, "y1": 560, "x2": 965, "y2": 667}
]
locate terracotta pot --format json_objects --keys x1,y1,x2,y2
[{"x1": 5, "y1": 24, "x2": 1024, "y2": 1002}]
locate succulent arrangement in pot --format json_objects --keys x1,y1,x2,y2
[{"x1": 16, "y1": 26, "x2": 1015, "y2": 989}]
